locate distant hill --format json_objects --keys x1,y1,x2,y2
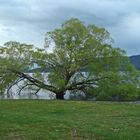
[{"x1": 129, "y1": 55, "x2": 140, "y2": 70}]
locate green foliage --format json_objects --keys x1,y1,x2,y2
[
  {"x1": 0, "y1": 41, "x2": 34, "y2": 94},
  {"x1": 93, "y1": 75, "x2": 140, "y2": 101},
  {"x1": 116, "y1": 83, "x2": 140, "y2": 100},
  {"x1": 48, "y1": 72, "x2": 65, "y2": 89},
  {"x1": 0, "y1": 18, "x2": 139, "y2": 100},
  {"x1": 44, "y1": 18, "x2": 137, "y2": 98}
]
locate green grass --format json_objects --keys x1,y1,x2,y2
[{"x1": 0, "y1": 100, "x2": 140, "y2": 140}]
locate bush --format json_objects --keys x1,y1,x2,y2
[{"x1": 87, "y1": 83, "x2": 140, "y2": 101}]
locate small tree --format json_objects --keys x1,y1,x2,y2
[{"x1": 0, "y1": 18, "x2": 137, "y2": 99}]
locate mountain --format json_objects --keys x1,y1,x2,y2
[{"x1": 129, "y1": 55, "x2": 140, "y2": 70}]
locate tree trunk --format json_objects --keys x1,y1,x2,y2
[{"x1": 56, "y1": 93, "x2": 64, "y2": 100}]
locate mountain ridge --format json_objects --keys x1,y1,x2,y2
[{"x1": 129, "y1": 55, "x2": 140, "y2": 70}]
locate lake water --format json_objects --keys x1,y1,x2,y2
[
  {"x1": 1, "y1": 90, "x2": 56, "y2": 99},
  {"x1": 0, "y1": 73, "x2": 56, "y2": 99},
  {"x1": 0, "y1": 87, "x2": 71, "y2": 100}
]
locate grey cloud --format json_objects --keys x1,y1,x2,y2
[{"x1": 0, "y1": 0, "x2": 140, "y2": 55}]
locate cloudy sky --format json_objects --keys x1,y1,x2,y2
[{"x1": 0, "y1": 0, "x2": 140, "y2": 55}]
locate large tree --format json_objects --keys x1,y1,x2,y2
[{"x1": 0, "y1": 18, "x2": 137, "y2": 99}]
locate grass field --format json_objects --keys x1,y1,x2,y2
[{"x1": 0, "y1": 100, "x2": 140, "y2": 140}]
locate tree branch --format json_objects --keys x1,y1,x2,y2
[
  {"x1": 67, "y1": 76, "x2": 108, "y2": 90},
  {"x1": 6, "y1": 77, "x2": 25, "y2": 97},
  {"x1": 9, "y1": 69, "x2": 57, "y2": 93}
]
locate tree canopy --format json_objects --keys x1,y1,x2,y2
[{"x1": 0, "y1": 18, "x2": 139, "y2": 100}]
